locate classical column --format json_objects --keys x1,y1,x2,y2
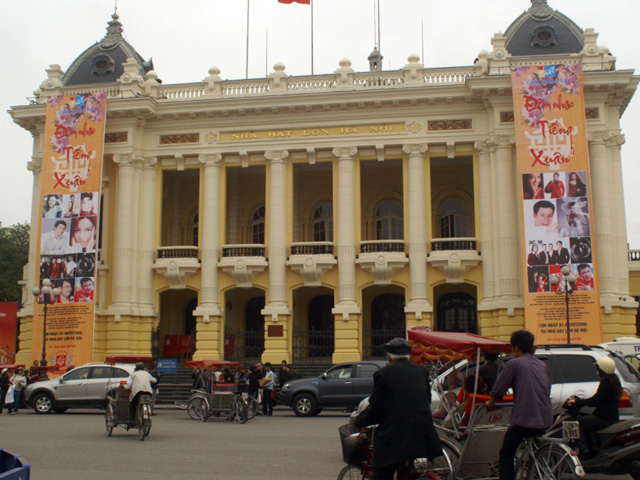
[
  {"x1": 332, "y1": 147, "x2": 360, "y2": 318},
  {"x1": 475, "y1": 140, "x2": 495, "y2": 302},
  {"x1": 137, "y1": 157, "x2": 158, "y2": 314},
  {"x1": 589, "y1": 132, "x2": 616, "y2": 297},
  {"x1": 24, "y1": 156, "x2": 43, "y2": 311},
  {"x1": 606, "y1": 133, "x2": 632, "y2": 296},
  {"x1": 402, "y1": 144, "x2": 431, "y2": 319},
  {"x1": 111, "y1": 153, "x2": 136, "y2": 308},
  {"x1": 262, "y1": 150, "x2": 290, "y2": 318},
  {"x1": 491, "y1": 135, "x2": 519, "y2": 299},
  {"x1": 194, "y1": 154, "x2": 223, "y2": 318}
]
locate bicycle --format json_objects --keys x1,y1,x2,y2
[
  {"x1": 199, "y1": 390, "x2": 249, "y2": 424},
  {"x1": 245, "y1": 394, "x2": 259, "y2": 419},
  {"x1": 514, "y1": 435, "x2": 583, "y2": 480},
  {"x1": 338, "y1": 425, "x2": 452, "y2": 480}
]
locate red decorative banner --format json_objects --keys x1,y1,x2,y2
[
  {"x1": 33, "y1": 93, "x2": 107, "y2": 369},
  {"x1": 0, "y1": 302, "x2": 18, "y2": 364},
  {"x1": 512, "y1": 64, "x2": 602, "y2": 344}
]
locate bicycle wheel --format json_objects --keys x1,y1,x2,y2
[
  {"x1": 143, "y1": 404, "x2": 152, "y2": 436},
  {"x1": 413, "y1": 473, "x2": 441, "y2": 480},
  {"x1": 235, "y1": 400, "x2": 248, "y2": 424},
  {"x1": 336, "y1": 464, "x2": 363, "y2": 480},
  {"x1": 137, "y1": 403, "x2": 147, "y2": 441},
  {"x1": 527, "y1": 442, "x2": 579, "y2": 480},
  {"x1": 186, "y1": 396, "x2": 203, "y2": 420},
  {"x1": 198, "y1": 396, "x2": 210, "y2": 422},
  {"x1": 246, "y1": 396, "x2": 258, "y2": 419},
  {"x1": 105, "y1": 404, "x2": 114, "y2": 437}
]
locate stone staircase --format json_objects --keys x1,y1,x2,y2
[{"x1": 155, "y1": 362, "x2": 333, "y2": 405}]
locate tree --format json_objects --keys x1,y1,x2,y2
[{"x1": 0, "y1": 223, "x2": 30, "y2": 303}]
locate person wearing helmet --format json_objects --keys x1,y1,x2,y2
[
  {"x1": 567, "y1": 356, "x2": 622, "y2": 458},
  {"x1": 352, "y1": 337, "x2": 443, "y2": 479},
  {"x1": 125, "y1": 362, "x2": 157, "y2": 426}
]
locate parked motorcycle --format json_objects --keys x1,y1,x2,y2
[{"x1": 546, "y1": 396, "x2": 640, "y2": 477}]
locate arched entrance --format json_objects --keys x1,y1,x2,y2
[
  {"x1": 158, "y1": 289, "x2": 198, "y2": 359},
  {"x1": 245, "y1": 297, "x2": 265, "y2": 361},
  {"x1": 363, "y1": 286, "x2": 406, "y2": 359},
  {"x1": 223, "y1": 288, "x2": 265, "y2": 363},
  {"x1": 436, "y1": 292, "x2": 477, "y2": 333},
  {"x1": 291, "y1": 288, "x2": 335, "y2": 364}
]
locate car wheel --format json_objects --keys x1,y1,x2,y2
[
  {"x1": 32, "y1": 393, "x2": 54, "y2": 414},
  {"x1": 53, "y1": 407, "x2": 68, "y2": 414},
  {"x1": 293, "y1": 393, "x2": 317, "y2": 417}
]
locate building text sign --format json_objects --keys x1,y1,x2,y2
[
  {"x1": 511, "y1": 64, "x2": 602, "y2": 344},
  {"x1": 219, "y1": 122, "x2": 405, "y2": 142}
]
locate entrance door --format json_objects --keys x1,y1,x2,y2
[
  {"x1": 366, "y1": 294, "x2": 406, "y2": 359},
  {"x1": 437, "y1": 293, "x2": 477, "y2": 333},
  {"x1": 245, "y1": 297, "x2": 265, "y2": 362}
]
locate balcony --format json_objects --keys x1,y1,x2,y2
[
  {"x1": 153, "y1": 246, "x2": 200, "y2": 289},
  {"x1": 357, "y1": 240, "x2": 408, "y2": 285},
  {"x1": 219, "y1": 244, "x2": 268, "y2": 288},
  {"x1": 427, "y1": 237, "x2": 480, "y2": 284},
  {"x1": 629, "y1": 250, "x2": 640, "y2": 272},
  {"x1": 287, "y1": 242, "x2": 336, "y2": 287}
]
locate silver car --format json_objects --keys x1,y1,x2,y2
[
  {"x1": 431, "y1": 345, "x2": 640, "y2": 419},
  {"x1": 24, "y1": 362, "x2": 134, "y2": 414}
]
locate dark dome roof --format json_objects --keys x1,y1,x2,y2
[
  {"x1": 504, "y1": 0, "x2": 584, "y2": 57},
  {"x1": 63, "y1": 13, "x2": 152, "y2": 86}
]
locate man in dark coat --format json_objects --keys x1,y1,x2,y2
[{"x1": 354, "y1": 338, "x2": 443, "y2": 479}]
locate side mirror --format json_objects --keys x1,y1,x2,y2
[
  {"x1": 58, "y1": 377, "x2": 64, "y2": 384},
  {"x1": 321, "y1": 373, "x2": 328, "y2": 380}
]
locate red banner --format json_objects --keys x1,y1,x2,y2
[
  {"x1": 278, "y1": 0, "x2": 311, "y2": 4},
  {"x1": 512, "y1": 64, "x2": 601, "y2": 344},
  {"x1": 32, "y1": 93, "x2": 107, "y2": 368},
  {"x1": 0, "y1": 302, "x2": 18, "y2": 364}
]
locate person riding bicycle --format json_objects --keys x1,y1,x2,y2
[
  {"x1": 126, "y1": 362, "x2": 157, "y2": 425},
  {"x1": 486, "y1": 330, "x2": 552, "y2": 480},
  {"x1": 353, "y1": 337, "x2": 443, "y2": 480},
  {"x1": 566, "y1": 356, "x2": 622, "y2": 459}
]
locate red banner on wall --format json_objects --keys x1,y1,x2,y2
[
  {"x1": 0, "y1": 302, "x2": 18, "y2": 364},
  {"x1": 511, "y1": 64, "x2": 602, "y2": 344},
  {"x1": 32, "y1": 93, "x2": 107, "y2": 368}
]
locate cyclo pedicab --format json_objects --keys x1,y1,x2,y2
[
  {"x1": 104, "y1": 355, "x2": 155, "y2": 441},
  {"x1": 180, "y1": 359, "x2": 254, "y2": 423},
  {"x1": 408, "y1": 329, "x2": 585, "y2": 480}
]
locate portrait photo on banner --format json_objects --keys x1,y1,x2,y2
[{"x1": 40, "y1": 218, "x2": 70, "y2": 255}]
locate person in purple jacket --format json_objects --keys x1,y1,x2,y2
[{"x1": 486, "y1": 330, "x2": 552, "y2": 480}]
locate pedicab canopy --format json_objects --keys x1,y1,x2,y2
[
  {"x1": 408, "y1": 329, "x2": 512, "y2": 365},
  {"x1": 0, "y1": 364, "x2": 25, "y2": 372},
  {"x1": 104, "y1": 355, "x2": 155, "y2": 366},
  {"x1": 184, "y1": 359, "x2": 241, "y2": 370}
]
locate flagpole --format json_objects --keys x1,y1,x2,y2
[
  {"x1": 377, "y1": 0, "x2": 381, "y2": 54},
  {"x1": 246, "y1": 0, "x2": 250, "y2": 79},
  {"x1": 266, "y1": 29, "x2": 269, "y2": 76},
  {"x1": 311, "y1": 0, "x2": 314, "y2": 75},
  {"x1": 421, "y1": 18, "x2": 424, "y2": 64}
]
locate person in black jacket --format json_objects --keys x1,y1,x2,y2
[
  {"x1": 478, "y1": 351, "x2": 500, "y2": 392},
  {"x1": 0, "y1": 369, "x2": 10, "y2": 415},
  {"x1": 353, "y1": 338, "x2": 443, "y2": 480},
  {"x1": 248, "y1": 366, "x2": 260, "y2": 399},
  {"x1": 567, "y1": 356, "x2": 622, "y2": 458}
]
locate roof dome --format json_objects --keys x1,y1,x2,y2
[
  {"x1": 63, "y1": 13, "x2": 153, "y2": 86},
  {"x1": 504, "y1": 0, "x2": 584, "y2": 56}
]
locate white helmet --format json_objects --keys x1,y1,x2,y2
[{"x1": 597, "y1": 357, "x2": 616, "y2": 375}]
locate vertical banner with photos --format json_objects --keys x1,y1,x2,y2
[
  {"x1": 512, "y1": 64, "x2": 602, "y2": 344},
  {"x1": 33, "y1": 93, "x2": 107, "y2": 369}
]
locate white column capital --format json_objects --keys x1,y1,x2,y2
[
  {"x1": 143, "y1": 156, "x2": 158, "y2": 169},
  {"x1": 27, "y1": 156, "x2": 42, "y2": 174},
  {"x1": 113, "y1": 153, "x2": 135, "y2": 166},
  {"x1": 332, "y1": 146, "x2": 358, "y2": 159},
  {"x1": 199, "y1": 153, "x2": 222, "y2": 166},
  {"x1": 264, "y1": 150, "x2": 289, "y2": 163},
  {"x1": 606, "y1": 133, "x2": 626, "y2": 149},
  {"x1": 488, "y1": 134, "x2": 515, "y2": 148},
  {"x1": 473, "y1": 140, "x2": 491, "y2": 154},
  {"x1": 402, "y1": 144, "x2": 428, "y2": 156}
]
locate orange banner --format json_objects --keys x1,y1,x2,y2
[
  {"x1": 511, "y1": 64, "x2": 601, "y2": 344},
  {"x1": 32, "y1": 93, "x2": 107, "y2": 369}
]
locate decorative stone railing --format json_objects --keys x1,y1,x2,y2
[
  {"x1": 219, "y1": 244, "x2": 268, "y2": 288},
  {"x1": 221, "y1": 244, "x2": 265, "y2": 258},
  {"x1": 629, "y1": 250, "x2": 640, "y2": 261},
  {"x1": 431, "y1": 238, "x2": 477, "y2": 252},
  {"x1": 290, "y1": 242, "x2": 334, "y2": 256},
  {"x1": 157, "y1": 246, "x2": 199, "y2": 260},
  {"x1": 360, "y1": 240, "x2": 405, "y2": 254}
]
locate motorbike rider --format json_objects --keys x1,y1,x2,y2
[
  {"x1": 126, "y1": 362, "x2": 157, "y2": 425},
  {"x1": 566, "y1": 356, "x2": 622, "y2": 458},
  {"x1": 353, "y1": 337, "x2": 443, "y2": 480}
]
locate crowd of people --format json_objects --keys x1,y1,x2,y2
[{"x1": 0, "y1": 361, "x2": 45, "y2": 414}]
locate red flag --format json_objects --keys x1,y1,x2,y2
[{"x1": 278, "y1": 0, "x2": 311, "y2": 4}]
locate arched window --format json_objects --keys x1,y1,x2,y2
[
  {"x1": 191, "y1": 212, "x2": 199, "y2": 247},
  {"x1": 375, "y1": 200, "x2": 403, "y2": 240},
  {"x1": 437, "y1": 293, "x2": 477, "y2": 333},
  {"x1": 438, "y1": 198, "x2": 469, "y2": 238},
  {"x1": 313, "y1": 203, "x2": 333, "y2": 242},
  {"x1": 252, "y1": 205, "x2": 265, "y2": 244}
]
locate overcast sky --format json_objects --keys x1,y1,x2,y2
[{"x1": 2, "y1": 0, "x2": 639, "y2": 246}]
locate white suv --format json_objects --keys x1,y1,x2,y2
[
  {"x1": 432, "y1": 345, "x2": 640, "y2": 418},
  {"x1": 24, "y1": 362, "x2": 134, "y2": 414}
]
